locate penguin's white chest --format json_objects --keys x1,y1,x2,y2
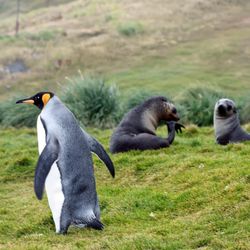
[{"x1": 37, "y1": 115, "x2": 64, "y2": 233}]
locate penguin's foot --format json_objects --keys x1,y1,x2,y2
[
  {"x1": 57, "y1": 224, "x2": 70, "y2": 235},
  {"x1": 86, "y1": 218, "x2": 104, "y2": 230},
  {"x1": 72, "y1": 222, "x2": 87, "y2": 228},
  {"x1": 57, "y1": 229, "x2": 68, "y2": 235}
]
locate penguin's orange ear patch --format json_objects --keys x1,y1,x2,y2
[{"x1": 42, "y1": 93, "x2": 51, "y2": 106}]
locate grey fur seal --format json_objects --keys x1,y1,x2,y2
[
  {"x1": 214, "y1": 98, "x2": 250, "y2": 145},
  {"x1": 110, "y1": 96, "x2": 184, "y2": 153},
  {"x1": 16, "y1": 92, "x2": 115, "y2": 234}
]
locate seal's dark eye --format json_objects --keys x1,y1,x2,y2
[
  {"x1": 172, "y1": 108, "x2": 177, "y2": 114},
  {"x1": 227, "y1": 105, "x2": 232, "y2": 111}
]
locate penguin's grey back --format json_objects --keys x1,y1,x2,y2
[
  {"x1": 40, "y1": 96, "x2": 97, "y2": 222},
  {"x1": 41, "y1": 96, "x2": 94, "y2": 178}
]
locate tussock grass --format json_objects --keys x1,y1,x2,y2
[
  {"x1": 0, "y1": 98, "x2": 39, "y2": 128},
  {"x1": 0, "y1": 126, "x2": 249, "y2": 249},
  {"x1": 0, "y1": 85, "x2": 247, "y2": 128},
  {"x1": 117, "y1": 22, "x2": 144, "y2": 37},
  {"x1": 122, "y1": 90, "x2": 158, "y2": 113},
  {"x1": 178, "y1": 87, "x2": 224, "y2": 126},
  {"x1": 238, "y1": 96, "x2": 250, "y2": 124},
  {"x1": 62, "y1": 76, "x2": 120, "y2": 128}
]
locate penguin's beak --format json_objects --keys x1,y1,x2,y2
[{"x1": 16, "y1": 98, "x2": 34, "y2": 104}]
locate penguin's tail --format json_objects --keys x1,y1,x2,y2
[{"x1": 87, "y1": 218, "x2": 104, "y2": 230}]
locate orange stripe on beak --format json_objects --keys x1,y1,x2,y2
[{"x1": 22, "y1": 100, "x2": 34, "y2": 104}]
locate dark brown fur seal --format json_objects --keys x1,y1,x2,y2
[
  {"x1": 214, "y1": 98, "x2": 250, "y2": 145},
  {"x1": 110, "y1": 96, "x2": 184, "y2": 153}
]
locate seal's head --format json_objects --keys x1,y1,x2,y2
[
  {"x1": 214, "y1": 98, "x2": 237, "y2": 118},
  {"x1": 214, "y1": 98, "x2": 250, "y2": 145},
  {"x1": 146, "y1": 96, "x2": 179, "y2": 121}
]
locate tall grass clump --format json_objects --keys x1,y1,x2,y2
[
  {"x1": 237, "y1": 95, "x2": 250, "y2": 124},
  {"x1": 63, "y1": 76, "x2": 120, "y2": 128},
  {"x1": 117, "y1": 22, "x2": 144, "y2": 37},
  {"x1": 179, "y1": 87, "x2": 224, "y2": 126},
  {"x1": 122, "y1": 90, "x2": 155, "y2": 113},
  {"x1": 120, "y1": 89, "x2": 169, "y2": 118},
  {"x1": 0, "y1": 98, "x2": 39, "y2": 127}
]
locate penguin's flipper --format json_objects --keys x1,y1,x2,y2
[
  {"x1": 82, "y1": 130, "x2": 115, "y2": 178},
  {"x1": 34, "y1": 138, "x2": 59, "y2": 200}
]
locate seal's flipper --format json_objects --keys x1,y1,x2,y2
[
  {"x1": 34, "y1": 138, "x2": 59, "y2": 200},
  {"x1": 175, "y1": 123, "x2": 185, "y2": 134},
  {"x1": 82, "y1": 130, "x2": 115, "y2": 178},
  {"x1": 166, "y1": 121, "x2": 176, "y2": 145},
  {"x1": 167, "y1": 121, "x2": 175, "y2": 133}
]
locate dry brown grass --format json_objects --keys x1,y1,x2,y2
[{"x1": 0, "y1": 0, "x2": 250, "y2": 100}]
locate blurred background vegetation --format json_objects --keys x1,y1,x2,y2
[{"x1": 0, "y1": 0, "x2": 250, "y2": 127}]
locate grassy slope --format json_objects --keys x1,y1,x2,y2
[
  {"x1": 0, "y1": 126, "x2": 250, "y2": 249},
  {"x1": 0, "y1": 0, "x2": 250, "y2": 100}
]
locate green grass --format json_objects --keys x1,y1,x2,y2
[{"x1": 0, "y1": 126, "x2": 250, "y2": 249}]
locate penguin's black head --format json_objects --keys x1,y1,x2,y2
[{"x1": 16, "y1": 92, "x2": 54, "y2": 110}]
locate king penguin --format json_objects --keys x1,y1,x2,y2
[{"x1": 16, "y1": 92, "x2": 115, "y2": 234}]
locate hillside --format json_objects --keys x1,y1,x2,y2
[
  {"x1": 0, "y1": 126, "x2": 250, "y2": 249},
  {"x1": 0, "y1": 0, "x2": 250, "y2": 100}
]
